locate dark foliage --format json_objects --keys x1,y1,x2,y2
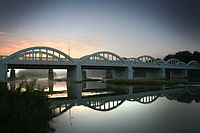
[
  {"x1": 164, "y1": 51, "x2": 200, "y2": 63},
  {"x1": 0, "y1": 82, "x2": 54, "y2": 133}
]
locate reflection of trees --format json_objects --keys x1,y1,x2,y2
[
  {"x1": 177, "y1": 93, "x2": 200, "y2": 103},
  {"x1": 165, "y1": 87, "x2": 200, "y2": 103}
]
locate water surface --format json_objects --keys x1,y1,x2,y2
[{"x1": 45, "y1": 81, "x2": 200, "y2": 133}]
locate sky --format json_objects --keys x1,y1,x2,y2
[{"x1": 0, "y1": 0, "x2": 200, "y2": 58}]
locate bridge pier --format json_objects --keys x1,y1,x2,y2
[
  {"x1": 0, "y1": 63, "x2": 7, "y2": 82},
  {"x1": 67, "y1": 82, "x2": 82, "y2": 99},
  {"x1": 160, "y1": 68, "x2": 166, "y2": 79},
  {"x1": 82, "y1": 70, "x2": 87, "y2": 79},
  {"x1": 106, "y1": 69, "x2": 113, "y2": 79},
  {"x1": 48, "y1": 80, "x2": 54, "y2": 93},
  {"x1": 185, "y1": 69, "x2": 188, "y2": 79},
  {"x1": 10, "y1": 68, "x2": 16, "y2": 90},
  {"x1": 67, "y1": 65, "x2": 82, "y2": 82},
  {"x1": 48, "y1": 69, "x2": 54, "y2": 81},
  {"x1": 10, "y1": 68, "x2": 16, "y2": 81}
]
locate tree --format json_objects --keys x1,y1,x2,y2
[{"x1": 164, "y1": 51, "x2": 200, "y2": 63}]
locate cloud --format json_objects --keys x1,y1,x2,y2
[
  {"x1": 0, "y1": 36, "x2": 106, "y2": 57},
  {"x1": 0, "y1": 32, "x2": 8, "y2": 35}
]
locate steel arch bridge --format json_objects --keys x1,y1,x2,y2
[
  {"x1": 80, "y1": 51, "x2": 128, "y2": 67},
  {"x1": 0, "y1": 46, "x2": 200, "y2": 82},
  {"x1": 4, "y1": 46, "x2": 75, "y2": 65}
]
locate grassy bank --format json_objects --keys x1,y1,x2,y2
[
  {"x1": 106, "y1": 79, "x2": 189, "y2": 85},
  {"x1": 54, "y1": 77, "x2": 101, "y2": 82},
  {"x1": 0, "y1": 81, "x2": 54, "y2": 133}
]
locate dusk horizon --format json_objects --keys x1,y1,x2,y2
[{"x1": 0, "y1": 0, "x2": 200, "y2": 58}]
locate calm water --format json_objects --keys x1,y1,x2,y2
[{"x1": 9, "y1": 80, "x2": 200, "y2": 133}]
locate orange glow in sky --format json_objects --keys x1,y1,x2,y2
[{"x1": 0, "y1": 36, "x2": 106, "y2": 58}]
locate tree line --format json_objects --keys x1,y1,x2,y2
[{"x1": 164, "y1": 51, "x2": 200, "y2": 64}]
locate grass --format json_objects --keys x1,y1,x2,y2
[
  {"x1": 83, "y1": 78, "x2": 102, "y2": 81},
  {"x1": 54, "y1": 77, "x2": 102, "y2": 82},
  {"x1": 54, "y1": 77, "x2": 66, "y2": 81},
  {"x1": 106, "y1": 79, "x2": 189, "y2": 85},
  {"x1": 0, "y1": 81, "x2": 54, "y2": 133}
]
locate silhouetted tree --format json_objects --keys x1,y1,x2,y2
[
  {"x1": 164, "y1": 51, "x2": 200, "y2": 63},
  {"x1": 193, "y1": 51, "x2": 200, "y2": 62}
]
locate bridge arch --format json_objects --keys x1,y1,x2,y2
[
  {"x1": 137, "y1": 55, "x2": 161, "y2": 65},
  {"x1": 4, "y1": 46, "x2": 73, "y2": 63},
  {"x1": 82, "y1": 99, "x2": 125, "y2": 111},
  {"x1": 52, "y1": 103, "x2": 75, "y2": 118},
  {"x1": 128, "y1": 95, "x2": 159, "y2": 104},
  {"x1": 80, "y1": 51, "x2": 127, "y2": 65},
  {"x1": 187, "y1": 60, "x2": 200, "y2": 67},
  {"x1": 164, "y1": 58, "x2": 186, "y2": 66}
]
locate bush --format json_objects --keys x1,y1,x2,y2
[{"x1": 0, "y1": 81, "x2": 54, "y2": 133}]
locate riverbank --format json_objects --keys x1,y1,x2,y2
[
  {"x1": 105, "y1": 79, "x2": 191, "y2": 85},
  {"x1": 0, "y1": 82, "x2": 54, "y2": 133},
  {"x1": 53, "y1": 77, "x2": 196, "y2": 86},
  {"x1": 54, "y1": 78, "x2": 101, "y2": 82}
]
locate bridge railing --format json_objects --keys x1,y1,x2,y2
[{"x1": 82, "y1": 59, "x2": 124, "y2": 64}]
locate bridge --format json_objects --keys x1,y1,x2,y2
[{"x1": 0, "y1": 46, "x2": 200, "y2": 82}]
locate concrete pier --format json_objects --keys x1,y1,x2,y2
[
  {"x1": 10, "y1": 68, "x2": 16, "y2": 90},
  {"x1": 0, "y1": 63, "x2": 7, "y2": 82},
  {"x1": 67, "y1": 65, "x2": 82, "y2": 82},
  {"x1": 48, "y1": 69, "x2": 54, "y2": 81},
  {"x1": 82, "y1": 70, "x2": 87, "y2": 79}
]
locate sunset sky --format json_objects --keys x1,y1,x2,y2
[{"x1": 0, "y1": 0, "x2": 200, "y2": 58}]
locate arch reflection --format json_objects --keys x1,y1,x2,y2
[{"x1": 51, "y1": 84, "x2": 200, "y2": 117}]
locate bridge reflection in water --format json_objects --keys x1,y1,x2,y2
[{"x1": 49, "y1": 82, "x2": 200, "y2": 117}]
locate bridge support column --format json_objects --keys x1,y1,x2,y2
[
  {"x1": 106, "y1": 69, "x2": 113, "y2": 79},
  {"x1": 82, "y1": 70, "x2": 87, "y2": 79},
  {"x1": 0, "y1": 63, "x2": 7, "y2": 82},
  {"x1": 67, "y1": 82, "x2": 82, "y2": 100},
  {"x1": 185, "y1": 69, "x2": 188, "y2": 79},
  {"x1": 48, "y1": 80, "x2": 54, "y2": 93},
  {"x1": 10, "y1": 68, "x2": 16, "y2": 90},
  {"x1": 48, "y1": 69, "x2": 54, "y2": 81},
  {"x1": 10, "y1": 68, "x2": 16, "y2": 81},
  {"x1": 127, "y1": 66, "x2": 133, "y2": 79},
  {"x1": 160, "y1": 68, "x2": 166, "y2": 79},
  {"x1": 67, "y1": 65, "x2": 82, "y2": 82}
]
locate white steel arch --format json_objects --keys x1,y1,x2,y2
[
  {"x1": 187, "y1": 60, "x2": 200, "y2": 67},
  {"x1": 164, "y1": 58, "x2": 186, "y2": 66},
  {"x1": 80, "y1": 51, "x2": 127, "y2": 65},
  {"x1": 4, "y1": 46, "x2": 73, "y2": 63},
  {"x1": 137, "y1": 55, "x2": 161, "y2": 65},
  {"x1": 83, "y1": 99, "x2": 125, "y2": 111}
]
